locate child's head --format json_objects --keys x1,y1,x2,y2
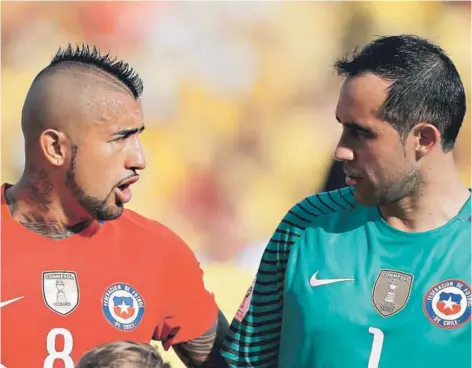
[{"x1": 76, "y1": 341, "x2": 171, "y2": 368}]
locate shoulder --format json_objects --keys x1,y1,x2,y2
[
  {"x1": 282, "y1": 186, "x2": 360, "y2": 233},
  {"x1": 116, "y1": 209, "x2": 193, "y2": 258},
  {"x1": 119, "y1": 209, "x2": 170, "y2": 234},
  {"x1": 265, "y1": 187, "x2": 364, "y2": 256}
]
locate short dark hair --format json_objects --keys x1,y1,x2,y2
[
  {"x1": 49, "y1": 43, "x2": 143, "y2": 98},
  {"x1": 334, "y1": 34, "x2": 466, "y2": 152}
]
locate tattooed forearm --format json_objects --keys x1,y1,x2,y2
[
  {"x1": 173, "y1": 329, "x2": 216, "y2": 367},
  {"x1": 172, "y1": 310, "x2": 229, "y2": 368}
]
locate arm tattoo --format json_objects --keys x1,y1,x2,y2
[{"x1": 172, "y1": 309, "x2": 229, "y2": 368}]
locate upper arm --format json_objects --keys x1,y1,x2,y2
[
  {"x1": 221, "y1": 225, "x2": 301, "y2": 367},
  {"x1": 221, "y1": 191, "x2": 351, "y2": 366},
  {"x1": 153, "y1": 229, "x2": 218, "y2": 347}
]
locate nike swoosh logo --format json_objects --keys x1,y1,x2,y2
[
  {"x1": 310, "y1": 271, "x2": 354, "y2": 287},
  {"x1": 0, "y1": 296, "x2": 24, "y2": 309}
]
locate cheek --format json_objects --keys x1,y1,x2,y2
[
  {"x1": 357, "y1": 144, "x2": 403, "y2": 179},
  {"x1": 376, "y1": 147, "x2": 412, "y2": 181},
  {"x1": 355, "y1": 143, "x2": 379, "y2": 168},
  {"x1": 72, "y1": 147, "x2": 116, "y2": 189}
]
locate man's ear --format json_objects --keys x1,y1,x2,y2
[
  {"x1": 39, "y1": 129, "x2": 69, "y2": 167},
  {"x1": 409, "y1": 123, "x2": 441, "y2": 160}
]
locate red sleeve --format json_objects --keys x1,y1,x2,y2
[{"x1": 153, "y1": 229, "x2": 218, "y2": 348}]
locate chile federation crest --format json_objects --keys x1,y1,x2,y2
[
  {"x1": 102, "y1": 283, "x2": 145, "y2": 331},
  {"x1": 423, "y1": 279, "x2": 471, "y2": 329}
]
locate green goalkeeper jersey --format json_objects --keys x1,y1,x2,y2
[{"x1": 221, "y1": 187, "x2": 471, "y2": 368}]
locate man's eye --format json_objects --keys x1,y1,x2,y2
[
  {"x1": 346, "y1": 127, "x2": 359, "y2": 137},
  {"x1": 114, "y1": 135, "x2": 129, "y2": 142},
  {"x1": 346, "y1": 127, "x2": 372, "y2": 139}
]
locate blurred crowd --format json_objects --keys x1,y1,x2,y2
[{"x1": 1, "y1": 2, "x2": 470, "y2": 365}]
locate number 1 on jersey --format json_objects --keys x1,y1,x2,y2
[
  {"x1": 368, "y1": 327, "x2": 384, "y2": 368},
  {"x1": 44, "y1": 328, "x2": 74, "y2": 368}
]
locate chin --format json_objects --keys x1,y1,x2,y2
[
  {"x1": 94, "y1": 204, "x2": 124, "y2": 222},
  {"x1": 110, "y1": 205, "x2": 125, "y2": 219},
  {"x1": 353, "y1": 186, "x2": 378, "y2": 206}
]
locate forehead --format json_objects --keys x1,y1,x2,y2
[
  {"x1": 335, "y1": 73, "x2": 391, "y2": 124},
  {"x1": 88, "y1": 90, "x2": 144, "y2": 134}
]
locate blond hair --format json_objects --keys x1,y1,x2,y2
[{"x1": 76, "y1": 341, "x2": 171, "y2": 368}]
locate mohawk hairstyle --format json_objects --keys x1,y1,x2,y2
[{"x1": 50, "y1": 43, "x2": 143, "y2": 98}]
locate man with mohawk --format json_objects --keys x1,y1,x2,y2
[{"x1": 1, "y1": 44, "x2": 228, "y2": 368}]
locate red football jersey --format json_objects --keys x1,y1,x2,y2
[{"x1": 0, "y1": 184, "x2": 218, "y2": 367}]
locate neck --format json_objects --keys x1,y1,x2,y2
[
  {"x1": 6, "y1": 166, "x2": 93, "y2": 239},
  {"x1": 379, "y1": 160, "x2": 469, "y2": 233}
]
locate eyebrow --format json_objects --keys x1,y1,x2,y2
[
  {"x1": 335, "y1": 115, "x2": 374, "y2": 135},
  {"x1": 111, "y1": 125, "x2": 145, "y2": 137}
]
